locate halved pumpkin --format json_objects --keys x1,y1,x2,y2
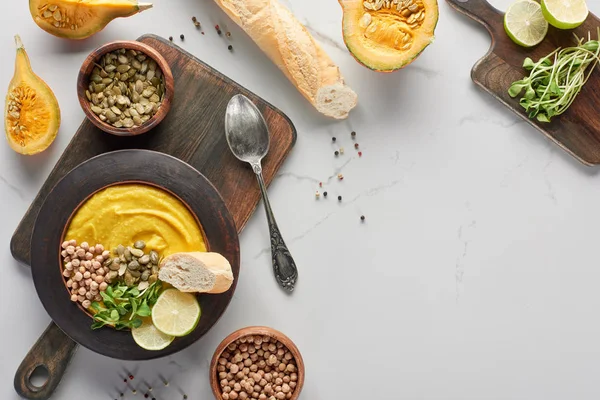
[
  {"x1": 29, "y1": 0, "x2": 152, "y2": 40},
  {"x1": 340, "y1": 0, "x2": 439, "y2": 72},
  {"x1": 4, "y1": 35, "x2": 60, "y2": 155}
]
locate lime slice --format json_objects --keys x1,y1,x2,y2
[
  {"x1": 504, "y1": 0, "x2": 549, "y2": 47},
  {"x1": 541, "y1": 0, "x2": 588, "y2": 29},
  {"x1": 151, "y1": 289, "x2": 201, "y2": 337},
  {"x1": 132, "y1": 318, "x2": 175, "y2": 351}
]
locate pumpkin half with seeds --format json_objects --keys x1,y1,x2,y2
[
  {"x1": 4, "y1": 35, "x2": 60, "y2": 155},
  {"x1": 29, "y1": 0, "x2": 153, "y2": 40},
  {"x1": 339, "y1": 0, "x2": 439, "y2": 72}
]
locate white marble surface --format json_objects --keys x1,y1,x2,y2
[{"x1": 3, "y1": 0, "x2": 600, "y2": 399}]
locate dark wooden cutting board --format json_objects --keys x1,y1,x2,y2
[
  {"x1": 10, "y1": 34, "x2": 296, "y2": 267},
  {"x1": 447, "y1": 0, "x2": 600, "y2": 166}
]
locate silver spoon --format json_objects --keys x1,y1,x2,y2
[{"x1": 225, "y1": 94, "x2": 298, "y2": 292}]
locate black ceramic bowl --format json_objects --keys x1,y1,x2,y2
[{"x1": 31, "y1": 149, "x2": 240, "y2": 360}]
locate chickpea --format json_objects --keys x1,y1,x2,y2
[
  {"x1": 275, "y1": 378, "x2": 283, "y2": 386},
  {"x1": 264, "y1": 366, "x2": 272, "y2": 373},
  {"x1": 222, "y1": 351, "x2": 231, "y2": 359},
  {"x1": 254, "y1": 337, "x2": 263, "y2": 346},
  {"x1": 263, "y1": 336, "x2": 270, "y2": 343},
  {"x1": 94, "y1": 276, "x2": 104, "y2": 284},
  {"x1": 66, "y1": 246, "x2": 75, "y2": 255},
  {"x1": 268, "y1": 344, "x2": 276, "y2": 352},
  {"x1": 244, "y1": 358, "x2": 252, "y2": 366},
  {"x1": 228, "y1": 343, "x2": 237, "y2": 351},
  {"x1": 248, "y1": 346, "x2": 256, "y2": 354},
  {"x1": 85, "y1": 292, "x2": 94, "y2": 300},
  {"x1": 276, "y1": 392, "x2": 285, "y2": 400},
  {"x1": 257, "y1": 349, "x2": 264, "y2": 357},
  {"x1": 284, "y1": 352, "x2": 293, "y2": 361},
  {"x1": 250, "y1": 364, "x2": 258, "y2": 372},
  {"x1": 82, "y1": 300, "x2": 91, "y2": 309},
  {"x1": 264, "y1": 384, "x2": 273, "y2": 394},
  {"x1": 78, "y1": 266, "x2": 86, "y2": 274},
  {"x1": 94, "y1": 294, "x2": 102, "y2": 301},
  {"x1": 85, "y1": 278, "x2": 92, "y2": 286},
  {"x1": 289, "y1": 382, "x2": 296, "y2": 389},
  {"x1": 258, "y1": 370, "x2": 265, "y2": 377},
  {"x1": 85, "y1": 252, "x2": 94, "y2": 260},
  {"x1": 99, "y1": 282, "x2": 108, "y2": 291},
  {"x1": 243, "y1": 367, "x2": 250, "y2": 375},
  {"x1": 70, "y1": 294, "x2": 78, "y2": 302},
  {"x1": 240, "y1": 343, "x2": 248, "y2": 352},
  {"x1": 240, "y1": 337, "x2": 247, "y2": 344},
  {"x1": 236, "y1": 372, "x2": 245, "y2": 380},
  {"x1": 219, "y1": 357, "x2": 228, "y2": 365},
  {"x1": 272, "y1": 372, "x2": 279, "y2": 379},
  {"x1": 267, "y1": 355, "x2": 277, "y2": 366},
  {"x1": 254, "y1": 384, "x2": 261, "y2": 392},
  {"x1": 91, "y1": 273, "x2": 97, "y2": 279},
  {"x1": 77, "y1": 295, "x2": 85, "y2": 302},
  {"x1": 290, "y1": 373, "x2": 297, "y2": 382},
  {"x1": 95, "y1": 244, "x2": 104, "y2": 253},
  {"x1": 229, "y1": 392, "x2": 238, "y2": 400},
  {"x1": 281, "y1": 384, "x2": 290, "y2": 394},
  {"x1": 239, "y1": 392, "x2": 248, "y2": 400},
  {"x1": 259, "y1": 379, "x2": 267, "y2": 387},
  {"x1": 233, "y1": 354, "x2": 243, "y2": 363},
  {"x1": 74, "y1": 272, "x2": 83, "y2": 281},
  {"x1": 65, "y1": 262, "x2": 73, "y2": 271},
  {"x1": 276, "y1": 342, "x2": 283, "y2": 349},
  {"x1": 61, "y1": 250, "x2": 68, "y2": 258},
  {"x1": 258, "y1": 360, "x2": 266, "y2": 369},
  {"x1": 237, "y1": 362, "x2": 244, "y2": 370},
  {"x1": 68, "y1": 239, "x2": 76, "y2": 246},
  {"x1": 95, "y1": 255, "x2": 104, "y2": 262},
  {"x1": 285, "y1": 365, "x2": 295, "y2": 373},
  {"x1": 227, "y1": 374, "x2": 234, "y2": 381},
  {"x1": 63, "y1": 269, "x2": 71, "y2": 278},
  {"x1": 278, "y1": 364, "x2": 286, "y2": 372},
  {"x1": 259, "y1": 395, "x2": 267, "y2": 400},
  {"x1": 222, "y1": 394, "x2": 230, "y2": 400},
  {"x1": 262, "y1": 343, "x2": 269, "y2": 351},
  {"x1": 78, "y1": 287, "x2": 86, "y2": 295},
  {"x1": 233, "y1": 383, "x2": 242, "y2": 392},
  {"x1": 90, "y1": 281, "x2": 98, "y2": 290},
  {"x1": 76, "y1": 248, "x2": 86, "y2": 258},
  {"x1": 252, "y1": 373, "x2": 261, "y2": 382},
  {"x1": 102, "y1": 250, "x2": 110, "y2": 258},
  {"x1": 285, "y1": 393, "x2": 291, "y2": 399},
  {"x1": 282, "y1": 376, "x2": 290, "y2": 384},
  {"x1": 66, "y1": 279, "x2": 73, "y2": 288},
  {"x1": 221, "y1": 379, "x2": 229, "y2": 387},
  {"x1": 62, "y1": 241, "x2": 70, "y2": 249},
  {"x1": 84, "y1": 260, "x2": 92, "y2": 269},
  {"x1": 252, "y1": 393, "x2": 259, "y2": 399},
  {"x1": 264, "y1": 373, "x2": 272, "y2": 382},
  {"x1": 83, "y1": 271, "x2": 91, "y2": 279},
  {"x1": 72, "y1": 281, "x2": 79, "y2": 290},
  {"x1": 230, "y1": 364, "x2": 239, "y2": 374},
  {"x1": 63, "y1": 256, "x2": 71, "y2": 263},
  {"x1": 224, "y1": 386, "x2": 232, "y2": 393},
  {"x1": 92, "y1": 261, "x2": 101, "y2": 270},
  {"x1": 80, "y1": 242, "x2": 89, "y2": 250},
  {"x1": 218, "y1": 365, "x2": 226, "y2": 373},
  {"x1": 277, "y1": 349, "x2": 284, "y2": 358},
  {"x1": 89, "y1": 246, "x2": 96, "y2": 254}
]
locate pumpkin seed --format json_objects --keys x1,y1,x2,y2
[
  {"x1": 91, "y1": 74, "x2": 102, "y2": 84},
  {"x1": 148, "y1": 274, "x2": 158, "y2": 284},
  {"x1": 150, "y1": 251, "x2": 159, "y2": 264},
  {"x1": 118, "y1": 263, "x2": 127, "y2": 276},
  {"x1": 141, "y1": 270, "x2": 150, "y2": 281},
  {"x1": 85, "y1": 90, "x2": 92, "y2": 101},
  {"x1": 128, "y1": 260, "x2": 140, "y2": 270},
  {"x1": 133, "y1": 116, "x2": 143, "y2": 126},
  {"x1": 139, "y1": 254, "x2": 150, "y2": 265},
  {"x1": 130, "y1": 270, "x2": 141, "y2": 278},
  {"x1": 138, "y1": 281, "x2": 149, "y2": 290},
  {"x1": 107, "y1": 270, "x2": 119, "y2": 281},
  {"x1": 134, "y1": 241, "x2": 146, "y2": 251},
  {"x1": 131, "y1": 248, "x2": 144, "y2": 257},
  {"x1": 124, "y1": 247, "x2": 132, "y2": 261},
  {"x1": 91, "y1": 106, "x2": 102, "y2": 115},
  {"x1": 109, "y1": 261, "x2": 120, "y2": 271}
]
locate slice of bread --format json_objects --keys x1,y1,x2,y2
[{"x1": 158, "y1": 252, "x2": 234, "y2": 294}]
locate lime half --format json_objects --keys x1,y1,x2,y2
[
  {"x1": 504, "y1": 0, "x2": 549, "y2": 47},
  {"x1": 132, "y1": 318, "x2": 175, "y2": 351},
  {"x1": 152, "y1": 289, "x2": 201, "y2": 337},
  {"x1": 541, "y1": 0, "x2": 588, "y2": 29}
]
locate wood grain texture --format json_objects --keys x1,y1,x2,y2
[
  {"x1": 14, "y1": 323, "x2": 78, "y2": 400},
  {"x1": 76, "y1": 40, "x2": 175, "y2": 136},
  {"x1": 11, "y1": 34, "x2": 297, "y2": 267},
  {"x1": 447, "y1": 0, "x2": 600, "y2": 166},
  {"x1": 209, "y1": 326, "x2": 305, "y2": 400}
]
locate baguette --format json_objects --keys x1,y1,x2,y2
[
  {"x1": 213, "y1": 0, "x2": 358, "y2": 119},
  {"x1": 158, "y1": 252, "x2": 234, "y2": 294}
]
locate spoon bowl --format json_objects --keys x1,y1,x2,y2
[{"x1": 225, "y1": 95, "x2": 270, "y2": 165}]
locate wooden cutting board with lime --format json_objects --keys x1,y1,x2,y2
[{"x1": 447, "y1": 0, "x2": 600, "y2": 166}]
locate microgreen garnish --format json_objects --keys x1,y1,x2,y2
[
  {"x1": 90, "y1": 280, "x2": 162, "y2": 330},
  {"x1": 508, "y1": 29, "x2": 600, "y2": 123}
]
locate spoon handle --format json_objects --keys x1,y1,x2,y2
[{"x1": 255, "y1": 170, "x2": 298, "y2": 292}]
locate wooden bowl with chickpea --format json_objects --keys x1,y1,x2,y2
[{"x1": 210, "y1": 327, "x2": 305, "y2": 400}]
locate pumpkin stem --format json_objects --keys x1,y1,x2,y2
[
  {"x1": 14, "y1": 35, "x2": 24, "y2": 50},
  {"x1": 137, "y1": 3, "x2": 153, "y2": 12}
]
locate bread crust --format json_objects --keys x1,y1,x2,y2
[
  {"x1": 214, "y1": 0, "x2": 358, "y2": 119},
  {"x1": 159, "y1": 252, "x2": 234, "y2": 294}
]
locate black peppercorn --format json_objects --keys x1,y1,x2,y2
[
  {"x1": 332, "y1": 137, "x2": 336, "y2": 142},
  {"x1": 338, "y1": 196, "x2": 342, "y2": 201},
  {"x1": 334, "y1": 151, "x2": 339, "y2": 156},
  {"x1": 217, "y1": 29, "x2": 222, "y2": 35},
  {"x1": 169, "y1": 36, "x2": 173, "y2": 41},
  {"x1": 323, "y1": 191, "x2": 328, "y2": 197},
  {"x1": 360, "y1": 215, "x2": 365, "y2": 221},
  {"x1": 228, "y1": 45, "x2": 233, "y2": 51},
  {"x1": 180, "y1": 34, "x2": 185, "y2": 40},
  {"x1": 354, "y1": 143, "x2": 359, "y2": 149},
  {"x1": 351, "y1": 131, "x2": 356, "y2": 137}
]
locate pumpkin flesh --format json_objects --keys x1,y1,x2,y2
[
  {"x1": 29, "y1": 0, "x2": 152, "y2": 40},
  {"x1": 340, "y1": 0, "x2": 439, "y2": 72}
]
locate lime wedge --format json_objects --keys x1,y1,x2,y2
[
  {"x1": 541, "y1": 0, "x2": 588, "y2": 29},
  {"x1": 132, "y1": 317, "x2": 175, "y2": 351},
  {"x1": 151, "y1": 289, "x2": 201, "y2": 337},
  {"x1": 504, "y1": 0, "x2": 549, "y2": 47}
]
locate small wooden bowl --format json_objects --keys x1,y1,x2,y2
[
  {"x1": 76, "y1": 40, "x2": 174, "y2": 136},
  {"x1": 210, "y1": 326, "x2": 305, "y2": 400}
]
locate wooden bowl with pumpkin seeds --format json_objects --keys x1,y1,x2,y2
[{"x1": 77, "y1": 40, "x2": 174, "y2": 136}]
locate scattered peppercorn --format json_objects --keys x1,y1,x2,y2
[
  {"x1": 315, "y1": 191, "x2": 320, "y2": 199},
  {"x1": 334, "y1": 151, "x2": 339, "y2": 156},
  {"x1": 319, "y1": 182, "x2": 322, "y2": 187},
  {"x1": 228, "y1": 45, "x2": 233, "y2": 51},
  {"x1": 144, "y1": 394, "x2": 149, "y2": 398},
  {"x1": 129, "y1": 375, "x2": 134, "y2": 380},
  {"x1": 120, "y1": 394, "x2": 124, "y2": 397},
  {"x1": 180, "y1": 34, "x2": 185, "y2": 40},
  {"x1": 338, "y1": 196, "x2": 342, "y2": 201},
  {"x1": 215, "y1": 24, "x2": 220, "y2": 30},
  {"x1": 340, "y1": 147, "x2": 345, "y2": 154},
  {"x1": 194, "y1": 21, "x2": 201, "y2": 28},
  {"x1": 226, "y1": 31, "x2": 232, "y2": 37},
  {"x1": 132, "y1": 389, "x2": 137, "y2": 394},
  {"x1": 351, "y1": 131, "x2": 356, "y2": 138},
  {"x1": 361, "y1": 215, "x2": 365, "y2": 221},
  {"x1": 332, "y1": 137, "x2": 336, "y2": 142},
  {"x1": 323, "y1": 191, "x2": 328, "y2": 197},
  {"x1": 338, "y1": 174, "x2": 344, "y2": 180},
  {"x1": 358, "y1": 151, "x2": 362, "y2": 157},
  {"x1": 192, "y1": 16, "x2": 197, "y2": 22},
  {"x1": 124, "y1": 379, "x2": 128, "y2": 383},
  {"x1": 169, "y1": 36, "x2": 173, "y2": 41},
  {"x1": 184, "y1": 395, "x2": 188, "y2": 399},
  {"x1": 354, "y1": 143, "x2": 359, "y2": 149}
]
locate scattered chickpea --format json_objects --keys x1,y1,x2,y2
[{"x1": 70, "y1": 294, "x2": 78, "y2": 302}]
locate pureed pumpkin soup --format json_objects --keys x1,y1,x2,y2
[
  {"x1": 61, "y1": 183, "x2": 206, "y2": 318},
  {"x1": 65, "y1": 183, "x2": 205, "y2": 256}
]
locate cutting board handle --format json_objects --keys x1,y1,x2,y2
[
  {"x1": 445, "y1": 0, "x2": 503, "y2": 32},
  {"x1": 14, "y1": 323, "x2": 78, "y2": 400}
]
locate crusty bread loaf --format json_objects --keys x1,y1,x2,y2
[
  {"x1": 158, "y1": 252, "x2": 234, "y2": 294},
  {"x1": 213, "y1": 0, "x2": 358, "y2": 119}
]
